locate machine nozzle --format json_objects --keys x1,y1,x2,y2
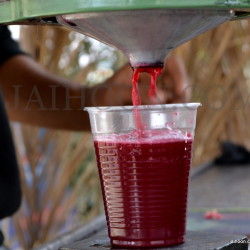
[{"x1": 57, "y1": 9, "x2": 234, "y2": 67}]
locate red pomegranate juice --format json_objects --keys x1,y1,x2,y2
[
  {"x1": 94, "y1": 130, "x2": 193, "y2": 247},
  {"x1": 131, "y1": 67, "x2": 162, "y2": 132}
]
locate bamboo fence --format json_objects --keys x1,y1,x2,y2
[{"x1": 175, "y1": 20, "x2": 250, "y2": 166}]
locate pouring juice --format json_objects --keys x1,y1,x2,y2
[{"x1": 86, "y1": 102, "x2": 200, "y2": 247}]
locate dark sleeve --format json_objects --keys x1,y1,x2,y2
[
  {"x1": 0, "y1": 26, "x2": 22, "y2": 218},
  {"x1": 0, "y1": 90, "x2": 22, "y2": 219},
  {"x1": 0, "y1": 26, "x2": 25, "y2": 66}
]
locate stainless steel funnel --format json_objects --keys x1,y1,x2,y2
[{"x1": 57, "y1": 9, "x2": 234, "y2": 67}]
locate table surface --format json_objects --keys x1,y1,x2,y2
[
  {"x1": 60, "y1": 228, "x2": 249, "y2": 250},
  {"x1": 188, "y1": 163, "x2": 250, "y2": 209},
  {"x1": 34, "y1": 163, "x2": 250, "y2": 250}
]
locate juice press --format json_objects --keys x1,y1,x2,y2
[
  {"x1": 1, "y1": 1, "x2": 250, "y2": 249},
  {"x1": 1, "y1": 0, "x2": 250, "y2": 67}
]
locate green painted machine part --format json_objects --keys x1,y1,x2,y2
[
  {"x1": 0, "y1": 0, "x2": 250, "y2": 25},
  {"x1": 1, "y1": 0, "x2": 250, "y2": 66}
]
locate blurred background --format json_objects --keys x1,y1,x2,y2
[{"x1": 3, "y1": 19, "x2": 250, "y2": 249}]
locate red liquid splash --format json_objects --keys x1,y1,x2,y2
[
  {"x1": 132, "y1": 67, "x2": 162, "y2": 132},
  {"x1": 132, "y1": 67, "x2": 162, "y2": 106}
]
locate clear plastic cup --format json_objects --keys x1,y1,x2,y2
[{"x1": 85, "y1": 103, "x2": 200, "y2": 248}]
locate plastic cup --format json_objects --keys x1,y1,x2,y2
[{"x1": 85, "y1": 103, "x2": 200, "y2": 248}]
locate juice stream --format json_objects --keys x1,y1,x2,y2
[{"x1": 132, "y1": 67, "x2": 162, "y2": 131}]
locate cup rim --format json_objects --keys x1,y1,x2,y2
[{"x1": 84, "y1": 103, "x2": 201, "y2": 112}]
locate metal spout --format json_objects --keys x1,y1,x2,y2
[{"x1": 57, "y1": 9, "x2": 234, "y2": 67}]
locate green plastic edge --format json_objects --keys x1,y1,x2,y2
[{"x1": 1, "y1": 0, "x2": 250, "y2": 23}]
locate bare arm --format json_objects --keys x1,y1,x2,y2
[
  {"x1": 0, "y1": 54, "x2": 190, "y2": 131},
  {"x1": 0, "y1": 55, "x2": 100, "y2": 131}
]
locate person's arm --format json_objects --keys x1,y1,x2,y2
[
  {"x1": 0, "y1": 54, "x2": 190, "y2": 131},
  {"x1": 0, "y1": 55, "x2": 96, "y2": 131},
  {"x1": 157, "y1": 55, "x2": 191, "y2": 103},
  {"x1": 0, "y1": 54, "x2": 138, "y2": 131}
]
